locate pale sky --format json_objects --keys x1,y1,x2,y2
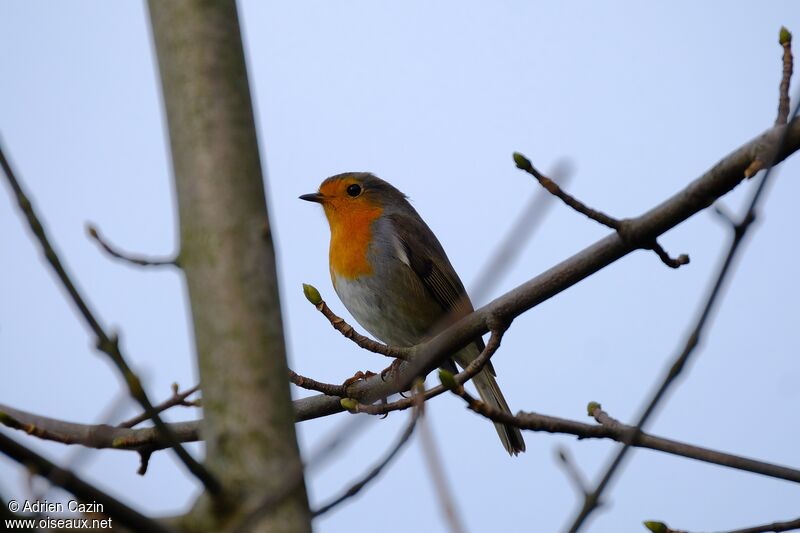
[{"x1": 1, "y1": 2, "x2": 799, "y2": 532}]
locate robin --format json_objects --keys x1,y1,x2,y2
[{"x1": 300, "y1": 172, "x2": 526, "y2": 455}]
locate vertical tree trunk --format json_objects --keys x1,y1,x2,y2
[{"x1": 147, "y1": 2, "x2": 311, "y2": 531}]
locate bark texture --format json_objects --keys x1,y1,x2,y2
[{"x1": 147, "y1": 1, "x2": 311, "y2": 530}]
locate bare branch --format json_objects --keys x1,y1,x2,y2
[
  {"x1": 86, "y1": 223, "x2": 178, "y2": 267},
  {"x1": 418, "y1": 393, "x2": 466, "y2": 533},
  {"x1": 0, "y1": 432, "x2": 171, "y2": 532},
  {"x1": 311, "y1": 400, "x2": 421, "y2": 517},
  {"x1": 513, "y1": 152, "x2": 688, "y2": 268},
  {"x1": 643, "y1": 516, "x2": 800, "y2": 533},
  {"x1": 338, "y1": 329, "x2": 504, "y2": 416},
  {"x1": 440, "y1": 386, "x2": 800, "y2": 485},
  {"x1": 4, "y1": 109, "x2": 800, "y2": 504},
  {"x1": 470, "y1": 161, "x2": 572, "y2": 304},
  {"x1": 0, "y1": 142, "x2": 220, "y2": 494},
  {"x1": 290, "y1": 116, "x2": 800, "y2": 423},
  {"x1": 717, "y1": 517, "x2": 800, "y2": 533},
  {"x1": 513, "y1": 153, "x2": 620, "y2": 230},
  {"x1": 236, "y1": 404, "x2": 405, "y2": 533},
  {"x1": 118, "y1": 383, "x2": 200, "y2": 429},
  {"x1": 0, "y1": 403, "x2": 199, "y2": 450},
  {"x1": 567, "y1": 88, "x2": 800, "y2": 532},
  {"x1": 711, "y1": 202, "x2": 737, "y2": 227},
  {"x1": 556, "y1": 446, "x2": 591, "y2": 499},
  {"x1": 647, "y1": 241, "x2": 690, "y2": 269},
  {"x1": 4, "y1": 384, "x2": 800, "y2": 490},
  {"x1": 289, "y1": 370, "x2": 347, "y2": 397},
  {"x1": 302, "y1": 284, "x2": 411, "y2": 361}
]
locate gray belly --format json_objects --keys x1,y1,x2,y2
[{"x1": 332, "y1": 266, "x2": 444, "y2": 348}]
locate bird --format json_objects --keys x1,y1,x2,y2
[{"x1": 300, "y1": 172, "x2": 525, "y2": 455}]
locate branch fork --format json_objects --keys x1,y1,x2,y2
[{"x1": 513, "y1": 153, "x2": 689, "y2": 269}]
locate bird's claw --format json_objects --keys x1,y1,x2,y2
[
  {"x1": 378, "y1": 398, "x2": 389, "y2": 419},
  {"x1": 380, "y1": 359, "x2": 404, "y2": 382},
  {"x1": 341, "y1": 370, "x2": 377, "y2": 388}
]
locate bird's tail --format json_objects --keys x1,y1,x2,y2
[{"x1": 471, "y1": 368, "x2": 526, "y2": 455}]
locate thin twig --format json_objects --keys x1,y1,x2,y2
[
  {"x1": 304, "y1": 415, "x2": 372, "y2": 472},
  {"x1": 339, "y1": 329, "x2": 504, "y2": 416},
  {"x1": 0, "y1": 141, "x2": 220, "y2": 495},
  {"x1": 722, "y1": 517, "x2": 800, "y2": 533},
  {"x1": 0, "y1": 432, "x2": 172, "y2": 532},
  {"x1": 647, "y1": 241, "x2": 690, "y2": 268},
  {"x1": 311, "y1": 399, "x2": 421, "y2": 517},
  {"x1": 86, "y1": 223, "x2": 178, "y2": 267},
  {"x1": 746, "y1": 29, "x2": 794, "y2": 177},
  {"x1": 556, "y1": 446, "x2": 591, "y2": 498},
  {"x1": 711, "y1": 202, "x2": 737, "y2": 227},
  {"x1": 470, "y1": 161, "x2": 572, "y2": 304},
  {"x1": 118, "y1": 383, "x2": 200, "y2": 429},
  {"x1": 566, "y1": 70, "x2": 800, "y2": 532},
  {"x1": 513, "y1": 152, "x2": 688, "y2": 268},
  {"x1": 443, "y1": 388, "x2": 800, "y2": 485},
  {"x1": 237, "y1": 397, "x2": 419, "y2": 533},
  {"x1": 298, "y1": 292, "x2": 502, "y2": 417},
  {"x1": 777, "y1": 27, "x2": 793, "y2": 125},
  {"x1": 417, "y1": 392, "x2": 467, "y2": 533},
  {"x1": 288, "y1": 369, "x2": 347, "y2": 397},
  {"x1": 34, "y1": 391, "x2": 129, "y2": 505},
  {"x1": 302, "y1": 284, "x2": 411, "y2": 361},
  {"x1": 235, "y1": 384, "x2": 375, "y2": 531},
  {"x1": 513, "y1": 154, "x2": 621, "y2": 230},
  {"x1": 643, "y1": 516, "x2": 800, "y2": 533}
]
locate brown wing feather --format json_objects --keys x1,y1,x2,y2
[{"x1": 387, "y1": 212, "x2": 493, "y2": 374}]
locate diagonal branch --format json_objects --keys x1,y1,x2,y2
[
  {"x1": 470, "y1": 162, "x2": 572, "y2": 304},
  {"x1": 289, "y1": 370, "x2": 347, "y2": 397},
  {"x1": 3, "y1": 111, "x2": 800, "y2": 505},
  {"x1": 311, "y1": 396, "x2": 421, "y2": 517},
  {"x1": 0, "y1": 431, "x2": 171, "y2": 532},
  {"x1": 118, "y1": 383, "x2": 200, "y2": 429},
  {"x1": 567, "y1": 85, "x2": 800, "y2": 533},
  {"x1": 0, "y1": 142, "x2": 221, "y2": 495},
  {"x1": 86, "y1": 223, "x2": 178, "y2": 268},
  {"x1": 302, "y1": 284, "x2": 411, "y2": 360},
  {"x1": 289, "y1": 114, "x2": 800, "y2": 423},
  {"x1": 337, "y1": 328, "x2": 504, "y2": 416},
  {"x1": 417, "y1": 393, "x2": 466, "y2": 533},
  {"x1": 556, "y1": 446, "x2": 591, "y2": 499}
]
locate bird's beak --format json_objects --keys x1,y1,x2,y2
[{"x1": 299, "y1": 192, "x2": 324, "y2": 204}]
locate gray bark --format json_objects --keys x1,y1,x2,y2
[{"x1": 147, "y1": 1, "x2": 311, "y2": 531}]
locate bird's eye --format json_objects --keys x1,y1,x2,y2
[{"x1": 346, "y1": 183, "x2": 362, "y2": 197}]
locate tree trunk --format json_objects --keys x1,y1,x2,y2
[{"x1": 147, "y1": 1, "x2": 311, "y2": 531}]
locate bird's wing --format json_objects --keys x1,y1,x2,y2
[{"x1": 387, "y1": 212, "x2": 491, "y2": 372}]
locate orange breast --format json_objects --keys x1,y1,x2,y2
[{"x1": 326, "y1": 204, "x2": 383, "y2": 280}]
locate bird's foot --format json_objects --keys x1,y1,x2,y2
[
  {"x1": 380, "y1": 359, "x2": 404, "y2": 382},
  {"x1": 341, "y1": 370, "x2": 377, "y2": 388}
]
